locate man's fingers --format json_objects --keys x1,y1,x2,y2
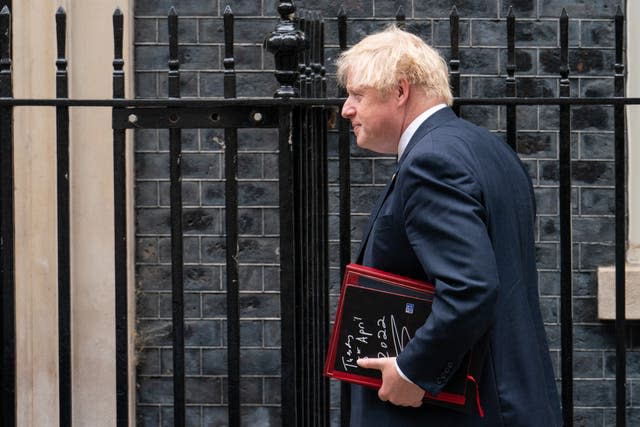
[
  {"x1": 357, "y1": 357, "x2": 424, "y2": 407},
  {"x1": 356, "y1": 357, "x2": 385, "y2": 370}
]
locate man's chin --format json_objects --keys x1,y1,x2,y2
[
  {"x1": 356, "y1": 141, "x2": 384, "y2": 154},
  {"x1": 355, "y1": 139, "x2": 369, "y2": 150}
]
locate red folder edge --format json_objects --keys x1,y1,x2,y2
[{"x1": 324, "y1": 263, "x2": 471, "y2": 407}]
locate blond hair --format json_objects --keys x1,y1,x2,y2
[{"x1": 336, "y1": 26, "x2": 453, "y2": 105}]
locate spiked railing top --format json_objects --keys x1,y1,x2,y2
[
  {"x1": 56, "y1": 7, "x2": 67, "y2": 72},
  {"x1": 449, "y1": 6, "x2": 459, "y2": 55},
  {"x1": 506, "y1": 6, "x2": 516, "y2": 79},
  {"x1": 338, "y1": 6, "x2": 347, "y2": 51},
  {"x1": 0, "y1": 6, "x2": 11, "y2": 73},
  {"x1": 113, "y1": 9, "x2": 124, "y2": 70},
  {"x1": 224, "y1": 6, "x2": 235, "y2": 71},
  {"x1": 449, "y1": 6, "x2": 460, "y2": 69},
  {"x1": 559, "y1": 8, "x2": 569, "y2": 82},
  {"x1": 395, "y1": 6, "x2": 406, "y2": 29},
  {"x1": 615, "y1": 5, "x2": 624, "y2": 70},
  {"x1": 168, "y1": 7, "x2": 179, "y2": 72}
]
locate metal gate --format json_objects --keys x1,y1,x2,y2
[{"x1": 0, "y1": 2, "x2": 638, "y2": 426}]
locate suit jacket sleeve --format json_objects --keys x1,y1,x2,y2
[{"x1": 395, "y1": 140, "x2": 499, "y2": 396}]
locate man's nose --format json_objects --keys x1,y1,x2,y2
[{"x1": 341, "y1": 97, "x2": 355, "y2": 119}]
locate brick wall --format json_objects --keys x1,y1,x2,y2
[{"x1": 134, "y1": 1, "x2": 638, "y2": 426}]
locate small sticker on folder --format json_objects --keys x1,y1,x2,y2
[{"x1": 405, "y1": 303, "x2": 414, "y2": 314}]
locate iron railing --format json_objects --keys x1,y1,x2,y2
[{"x1": 0, "y1": 2, "x2": 638, "y2": 427}]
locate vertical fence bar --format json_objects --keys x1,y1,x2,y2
[
  {"x1": 558, "y1": 9, "x2": 573, "y2": 427},
  {"x1": 308, "y1": 13, "x2": 316, "y2": 425},
  {"x1": 306, "y1": 25, "x2": 312, "y2": 418},
  {"x1": 55, "y1": 8, "x2": 72, "y2": 426},
  {"x1": 301, "y1": 14, "x2": 311, "y2": 425},
  {"x1": 308, "y1": 18, "x2": 314, "y2": 421},
  {"x1": 336, "y1": 7, "x2": 351, "y2": 426},
  {"x1": 265, "y1": 3, "x2": 305, "y2": 425},
  {"x1": 298, "y1": 86, "x2": 308, "y2": 425},
  {"x1": 449, "y1": 6, "x2": 460, "y2": 116},
  {"x1": 319, "y1": 15, "x2": 330, "y2": 426},
  {"x1": 505, "y1": 7, "x2": 516, "y2": 151},
  {"x1": 314, "y1": 13, "x2": 327, "y2": 424},
  {"x1": 311, "y1": 13, "x2": 322, "y2": 425},
  {"x1": 278, "y1": 104, "x2": 297, "y2": 426},
  {"x1": 222, "y1": 6, "x2": 241, "y2": 427},
  {"x1": 167, "y1": 7, "x2": 185, "y2": 427},
  {"x1": 293, "y1": 10, "x2": 305, "y2": 422},
  {"x1": 300, "y1": 12, "x2": 309, "y2": 422},
  {"x1": 297, "y1": 12, "x2": 309, "y2": 426},
  {"x1": 307, "y1": 16, "x2": 315, "y2": 420},
  {"x1": 336, "y1": 8, "x2": 347, "y2": 263},
  {"x1": 112, "y1": 8, "x2": 129, "y2": 427},
  {"x1": 0, "y1": 6, "x2": 15, "y2": 427},
  {"x1": 613, "y1": 7, "x2": 626, "y2": 427}
]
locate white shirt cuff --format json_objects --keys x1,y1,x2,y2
[{"x1": 395, "y1": 359, "x2": 416, "y2": 385}]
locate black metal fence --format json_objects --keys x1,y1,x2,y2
[{"x1": 0, "y1": 2, "x2": 638, "y2": 427}]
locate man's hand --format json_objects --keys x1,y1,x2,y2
[{"x1": 357, "y1": 357, "x2": 424, "y2": 407}]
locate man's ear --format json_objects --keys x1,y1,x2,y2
[{"x1": 396, "y1": 78, "x2": 410, "y2": 106}]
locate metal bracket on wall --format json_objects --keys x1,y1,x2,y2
[{"x1": 112, "y1": 106, "x2": 279, "y2": 129}]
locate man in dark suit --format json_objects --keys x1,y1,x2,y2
[{"x1": 337, "y1": 26, "x2": 562, "y2": 426}]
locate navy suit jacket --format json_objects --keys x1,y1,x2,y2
[{"x1": 350, "y1": 107, "x2": 562, "y2": 426}]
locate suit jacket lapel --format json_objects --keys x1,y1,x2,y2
[
  {"x1": 354, "y1": 107, "x2": 458, "y2": 264},
  {"x1": 355, "y1": 170, "x2": 397, "y2": 263}
]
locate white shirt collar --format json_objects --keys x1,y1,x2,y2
[{"x1": 397, "y1": 103, "x2": 447, "y2": 161}]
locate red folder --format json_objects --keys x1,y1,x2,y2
[{"x1": 324, "y1": 263, "x2": 486, "y2": 415}]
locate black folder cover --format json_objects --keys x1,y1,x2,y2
[{"x1": 324, "y1": 263, "x2": 488, "y2": 415}]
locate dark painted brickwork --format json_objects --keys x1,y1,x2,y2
[{"x1": 134, "y1": 1, "x2": 638, "y2": 425}]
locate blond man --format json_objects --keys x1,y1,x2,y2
[{"x1": 338, "y1": 26, "x2": 561, "y2": 426}]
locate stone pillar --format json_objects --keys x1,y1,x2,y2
[
  {"x1": 13, "y1": 0, "x2": 135, "y2": 425},
  {"x1": 597, "y1": 2, "x2": 640, "y2": 319},
  {"x1": 14, "y1": 3, "x2": 59, "y2": 424}
]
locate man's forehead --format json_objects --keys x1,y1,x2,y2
[
  {"x1": 345, "y1": 71, "x2": 367, "y2": 91},
  {"x1": 346, "y1": 81, "x2": 372, "y2": 93}
]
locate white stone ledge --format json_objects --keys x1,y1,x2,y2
[{"x1": 597, "y1": 264, "x2": 640, "y2": 320}]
